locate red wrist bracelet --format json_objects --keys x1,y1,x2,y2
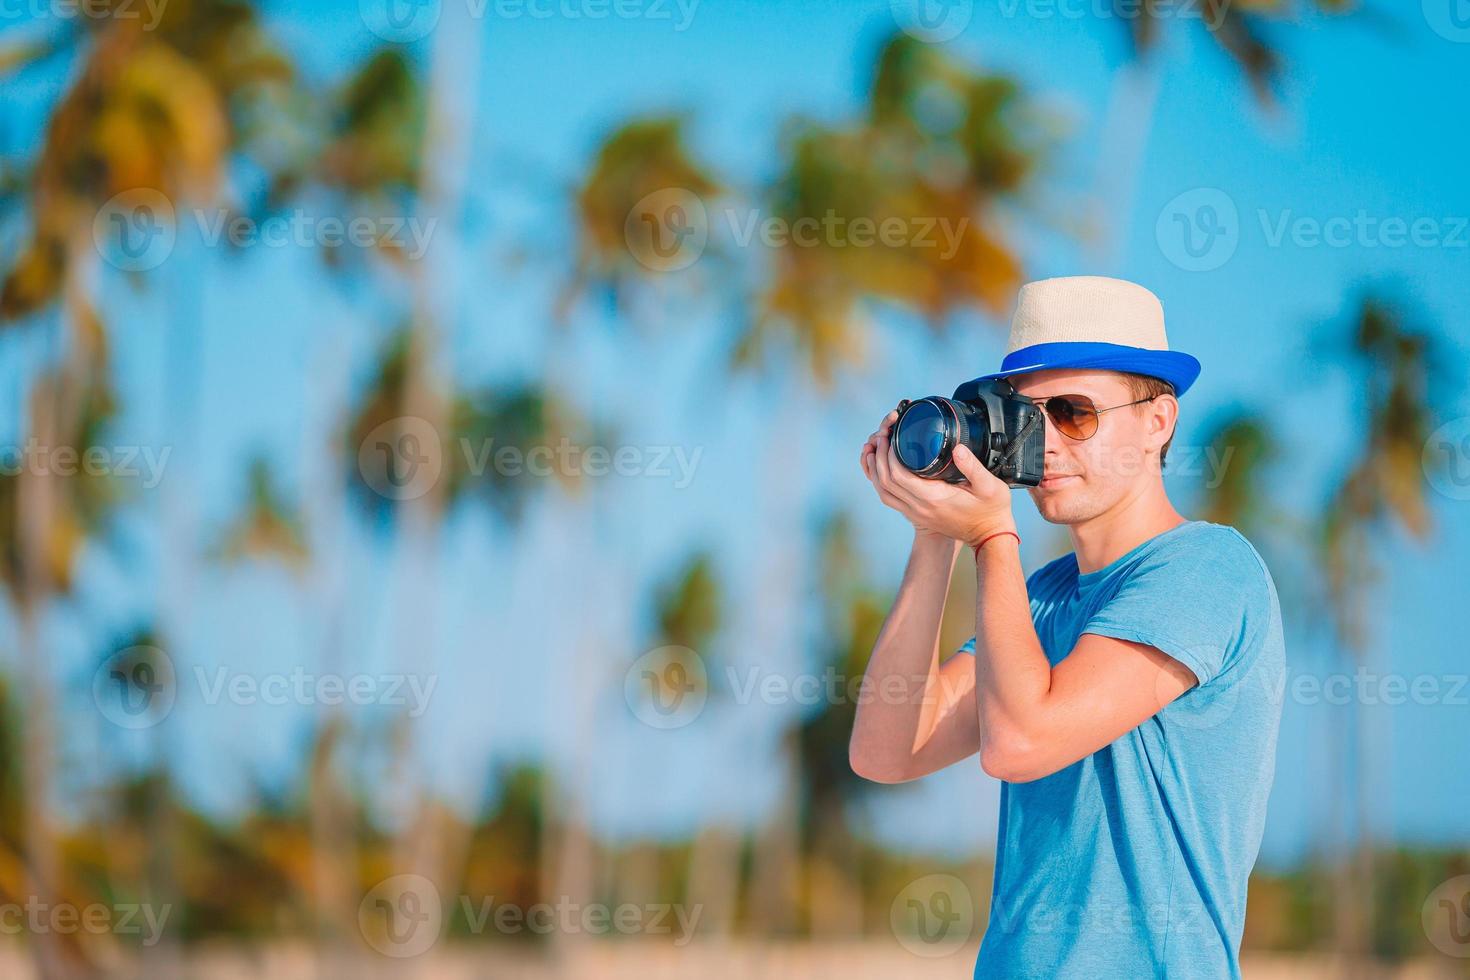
[{"x1": 973, "y1": 530, "x2": 1020, "y2": 552}]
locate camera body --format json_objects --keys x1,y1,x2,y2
[{"x1": 892, "y1": 378, "x2": 1046, "y2": 488}]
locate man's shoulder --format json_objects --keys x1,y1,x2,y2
[
  {"x1": 1136, "y1": 520, "x2": 1268, "y2": 576},
  {"x1": 1140, "y1": 522, "x2": 1281, "y2": 632}
]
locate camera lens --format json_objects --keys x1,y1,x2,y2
[{"x1": 894, "y1": 399, "x2": 951, "y2": 472}]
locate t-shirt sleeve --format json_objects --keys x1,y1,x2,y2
[{"x1": 1081, "y1": 528, "x2": 1266, "y2": 687}]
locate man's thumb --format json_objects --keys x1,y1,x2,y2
[{"x1": 952, "y1": 443, "x2": 987, "y2": 482}]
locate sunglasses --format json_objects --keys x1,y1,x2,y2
[{"x1": 1036, "y1": 392, "x2": 1165, "y2": 441}]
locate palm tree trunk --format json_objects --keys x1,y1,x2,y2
[
  {"x1": 304, "y1": 335, "x2": 360, "y2": 979},
  {"x1": 16, "y1": 328, "x2": 69, "y2": 980},
  {"x1": 1089, "y1": 58, "x2": 1163, "y2": 273},
  {"x1": 386, "y1": 4, "x2": 487, "y2": 957},
  {"x1": 746, "y1": 372, "x2": 813, "y2": 936},
  {"x1": 685, "y1": 822, "x2": 741, "y2": 936},
  {"x1": 14, "y1": 604, "x2": 66, "y2": 980}
]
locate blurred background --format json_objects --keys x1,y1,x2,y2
[{"x1": 0, "y1": 0, "x2": 1467, "y2": 977}]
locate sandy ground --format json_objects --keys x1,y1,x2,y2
[{"x1": 1, "y1": 940, "x2": 1464, "y2": 979}]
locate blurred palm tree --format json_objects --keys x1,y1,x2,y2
[
  {"x1": 1, "y1": 0, "x2": 294, "y2": 321},
  {"x1": 738, "y1": 34, "x2": 1042, "y2": 385},
  {"x1": 744, "y1": 33, "x2": 1049, "y2": 932},
  {"x1": 1, "y1": 6, "x2": 293, "y2": 975},
  {"x1": 1123, "y1": 0, "x2": 1358, "y2": 103},
  {"x1": 1196, "y1": 409, "x2": 1282, "y2": 534},
  {"x1": 633, "y1": 553, "x2": 733, "y2": 929},
  {"x1": 0, "y1": 365, "x2": 121, "y2": 980},
  {"x1": 787, "y1": 511, "x2": 892, "y2": 935},
  {"x1": 565, "y1": 30, "x2": 1052, "y2": 938},
  {"x1": 562, "y1": 116, "x2": 722, "y2": 318},
  {"x1": 208, "y1": 453, "x2": 361, "y2": 972},
  {"x1": 457, "y1": 763, "x2": 548, "y2": 924},
  {"x1": 1194, "y1": 297, "x2": 1447, "y2": 971},
  {"x1": 1093, "y1": 0, "x2": 1360, "y2": 268},
  {"x1": 213, "y1": 456, "x2": 309, "y2": 568},
  {"x1": 1314, "y1": 295, "x2": 1447, "y2": 972}
]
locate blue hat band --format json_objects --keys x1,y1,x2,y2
[{"x1": 978, "y1": 341, "x2": 1202, "y2": 396}]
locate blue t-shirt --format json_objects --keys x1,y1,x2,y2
[{"x1": 957, "y1": 519, "x2": 1285, "y2": 979}]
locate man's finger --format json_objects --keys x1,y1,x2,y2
[
  {"x1": 878, "y1": 436, "x2": 922, "y2": 508},
  {"x1": 874, "y1": 432, "x2": 912, "y2": 503},
  {"x1": 951, "y1": 444, "x2": 992, "y2": 487}
]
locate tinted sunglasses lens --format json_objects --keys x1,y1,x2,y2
[{"x1": 1045, "y1": 395, "x2": 1097, "y2": 439}]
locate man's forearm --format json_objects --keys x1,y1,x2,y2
[
  {"x1": 849, "y1": 531, "x2": 962, "y2": 775},
  {"x1": 972, "y1": 536, "x2": 1051, "y2": 759}
]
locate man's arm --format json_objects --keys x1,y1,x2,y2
[
  {"x1": 847, "y1": 531, "x2": 982, "y2": 784},
  {"x1": 968, "y1": 532, "x2": 1197, "y2": 783},
  {"x1": 863, "y1": 428, "x2": 1199, "y2": 785},
  {"x1": 855, "y1": 414, "x2": 1197, "y2": 786}
]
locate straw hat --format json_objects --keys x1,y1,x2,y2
[{"x1": 974, "y1": 276, "x2": 1201, "y2": 396}]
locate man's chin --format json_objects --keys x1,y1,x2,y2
[{"x1": 1028, "y1": 484, "x2": 1091, "y2": 525}]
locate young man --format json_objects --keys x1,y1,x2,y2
[{"x1": 851, "y1": 276, "x2": 1285, "y2": 978}]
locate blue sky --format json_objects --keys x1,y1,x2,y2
[{"x1": 4, "y1": 0, "x2": 1468, "y2": 866}]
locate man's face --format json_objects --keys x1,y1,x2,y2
[{"x1": 1008, "y1": 369, "x2": 1175, "y2": 526}]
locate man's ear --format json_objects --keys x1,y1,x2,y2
[{"x1": 1149, "y1": 395, "x2": 1179, "y2": 450}]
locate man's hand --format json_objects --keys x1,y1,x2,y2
[{"x1": 860, "y1": 410, "x2": 1018, "y2": 548}]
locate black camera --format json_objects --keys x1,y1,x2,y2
[{"x1": 891, "y1": 378, "x2": 1045, "y2": 487}]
